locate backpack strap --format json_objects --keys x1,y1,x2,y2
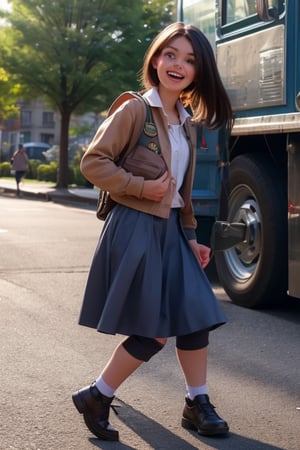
[
  {"x1": 96, "y1": 92, "x2": 162, "y2": 221},
  {"x1": 108, "y1": 91, "x2": 161, "y2": 156}
]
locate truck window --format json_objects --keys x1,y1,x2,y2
[
  {"x1": 179, "y1": 0, "x2": 216, "y2": 49},
  {"x1": 224, "y1": 0, "x2": 285, "y2": 26},
  {"x1": 226, "y1": 0, "x2": 257, "y2": 23}
]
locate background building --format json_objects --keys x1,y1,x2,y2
[{"x1": 19, "y1": 98, "x2": 60, "y2": 146}]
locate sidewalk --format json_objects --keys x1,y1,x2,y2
[{"x1": 0, "y1": 178, "x2": 98, "y2": 207}]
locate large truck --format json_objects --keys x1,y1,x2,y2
[{"x1": 177, "y1": 0, "x2": 300, "y2": 308}]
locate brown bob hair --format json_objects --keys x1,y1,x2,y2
[{"x1": 141, "y1": 22, "x2": 232, "y2": 130}]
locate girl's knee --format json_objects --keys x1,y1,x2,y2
[{"x1": 122, "y1": 335, "x2": 166, "y2": 362}]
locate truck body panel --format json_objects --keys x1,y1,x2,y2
[
  {"x1": 217, "y1": 25, "x2": 285, "y2": 111},
  {"x1": 178, "y1": 0, "x2": 300, "y2": 305}
]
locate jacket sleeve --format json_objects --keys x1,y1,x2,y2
[
  {"x1": 80, "y1": 98, "x2": 146, "y2": 198},
  {"x1": 181, "y1": 201, "x2": 198, "y2": 240}
]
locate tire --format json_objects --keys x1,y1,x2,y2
[{"x1": 215, "y1": 154, "x2": 287, "y2": 308}]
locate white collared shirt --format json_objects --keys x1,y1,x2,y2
[{"x1": 143, "y1": 88, "x2": 190, "y2": 207}]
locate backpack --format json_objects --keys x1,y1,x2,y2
[{"x1": 96, "y1": 91, "x2": 166, "y2": 220}]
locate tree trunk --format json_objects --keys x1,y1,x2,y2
[{"x1": 56, "y1": 107, "x2": 72, "y2": 188}]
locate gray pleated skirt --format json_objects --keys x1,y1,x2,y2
[{"x1": 78, "y1": 205, "x2": 227, "y2": 338}]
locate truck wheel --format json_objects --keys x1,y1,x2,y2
[{"x1": 215, "y1": 154, "x2": 287, "y2": 308}]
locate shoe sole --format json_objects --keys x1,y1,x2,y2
[
  {"x1": 72, "y1": 391, "x2": 119, "y2": 441},
  {"x1": 181, "y1": 417, "x2": 229, "y2": 436}
]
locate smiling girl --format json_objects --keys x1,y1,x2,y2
[{"x1": 72, "y1": 22, "x2": 232, "y2": 442}]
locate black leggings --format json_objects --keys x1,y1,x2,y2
[
  {"x1": 176, "y1": 329, "x2": 209, "y2": 350},
  {"x1": 123, "y1": 329, "x2": 209, "y2": 362},
  {"x1": 15, "y1": 171, "x2": 26, "y2": 184}
]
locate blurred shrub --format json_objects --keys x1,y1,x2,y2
[
  {"x1": 27, "y1": 160, "x2": 43, "y2": 179},
  {"x1": 37, "y1": 162, "x2": 58, "y2": 182},
  {"x1": 0, "y1": 162, "x2": 11, "y2": 177},
  {"x1": 71, "y1": 164, "x2": 92, "y2": 187},
  {"x1": 0, "y1": 155, "x2": 92, "y2": 187}
]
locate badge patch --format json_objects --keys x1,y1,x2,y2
[
  {"x1": 147, "y1": 142, "x2": 159, "y2": 153},
  {"x1": 144, "y1": 122, "x2": 157, "y2": 137}
]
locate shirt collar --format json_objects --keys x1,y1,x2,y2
[{"x1": 143, "y1": 87, "x2": 190, "y2": 125}]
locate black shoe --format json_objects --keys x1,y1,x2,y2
[
  {"x1": 181, "y1": 394, "x2": 229, "y2": 436},
  {"x1": 72, "y1": 382, "x2": 119, "y2": 441}
]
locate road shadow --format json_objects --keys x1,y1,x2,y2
[
  {"x1": 265, "y1": 295, "x2": 300, "y2": 324},
  {"x1": 88, "y1": 398, "x2": 286, "y2": 450},
  {"x1": 225, "y1": 293, "x2": 300, "y2": 327}
]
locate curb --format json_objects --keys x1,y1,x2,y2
[
  {"x1": 0, "y1": 186, "x2": 98, "y2": 208},
  {"x1": 50, "y1": 191, "x2": 98, "y2": 207}
]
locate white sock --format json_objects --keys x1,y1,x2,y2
[
  {"x1": 95, "y1": 375, "x2": 116, "y2": 398},
  {"x1": 187, "y1": 384, "x2": 208, "y2": 400}
]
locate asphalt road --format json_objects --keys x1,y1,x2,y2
[{"x1": 0, "y1": 194, "x2": 299, "y2": 450}]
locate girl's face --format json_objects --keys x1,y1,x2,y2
[{"x1": 151, "y1": 36, "x2": 196, "y2": 94}]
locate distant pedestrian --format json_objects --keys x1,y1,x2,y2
[
  {"x1": 72, "y1": 22, "x2": 232, "y2": 442},
  {"x1": 11, "y1": 144, "x2": 29, "y2": 196}
]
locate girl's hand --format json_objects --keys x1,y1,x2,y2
[
  {"x1": 141, "y1": 171, "x2": 170, "y2": 202},
  {"x1": 189, "y1": 240, "x2": 211, "y2": 269}
]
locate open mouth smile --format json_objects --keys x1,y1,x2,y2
[{"x1": 167, "y1": 71, "x2": 184, "y2": 80}]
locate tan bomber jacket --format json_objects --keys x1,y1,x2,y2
[{"x1": 80, "y1": 94, "x2": 198, "y2": 236}]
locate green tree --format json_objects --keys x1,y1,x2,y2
[
  {"x1": 0, "y1": 67, "x2": 20, "y2": 123},
  {"x1": 0, "y1": 0, "x2": 175, "y2": 187},
  {"x1": 143, "y1": 0, "x2": 176, "y2": 42}
]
